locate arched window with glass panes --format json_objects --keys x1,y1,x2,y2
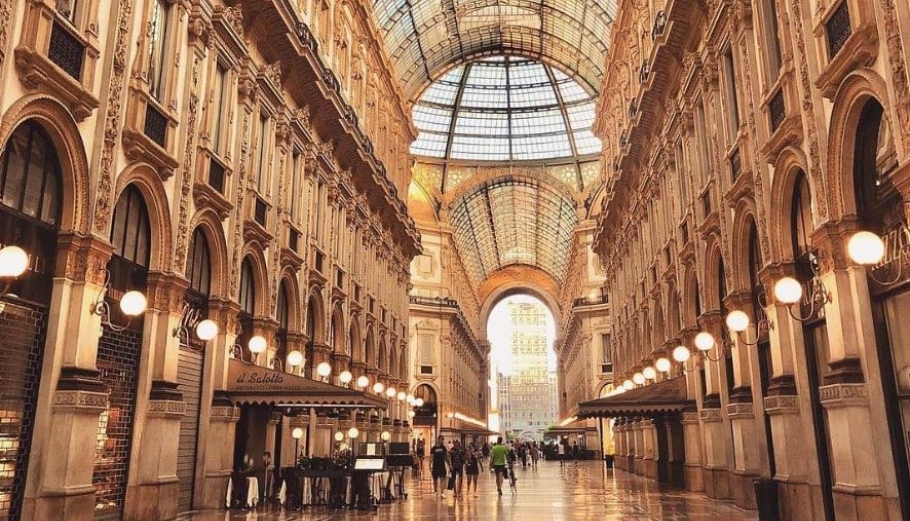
[
  {"x1": 237, "y1": 257, "x2": 255, "y2": 360},
  {"x1": 184, "y1": 228, "x2": 211, "y2": 349}
]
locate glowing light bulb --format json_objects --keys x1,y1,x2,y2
[
  {"x1": 655, "y1": 357, "x2": 671, "y2": 373},
  {"x1": 632, "y1": 372, "x2": 645, "y2": 385},
  {"x1": 381, "y1": 431, "x2": 391, "y2": 441},
  {"x1": 694, "y1": 332, "x2": 716, "y2": 352},
  {"x1": 622, "y1": 379, "x2": 634, "y2": 390},
  {"x1": 339, "y1": 370, "x2": 353, "y2": 384},
  {"x1": 356, "y1": 375, "x2": 370, "y2": 388},
  {"x1": 292, "y1": 427, "x2": 304, "y2": 439},
  {"x1": 386, "y1": 387, "x2": 397, "y2": 398},
  {"x1": 672, "y1": 346, "x2": 691, "y2": 363},
  {"x1": 195, "y1": 319, "x2": 219, "y2": 341},
  {"x1": 0, "y1": 246, "x2": 28, "y2": 278},
  {"x1": 642, "y1": 366, "x2": 657, "y2": 380},
  {"x1": 774, "y1": 277, "x2": 803, "y2": 305},
  {"x1": 119, "y1": 291, "x2": 147, "y2": 316},
  {"x1": 414, "y1": 398, "x2": 425, "y2": 407},
  {"x1": 248, "y1": 335, "x2": 267, "y2": 354},
  {"x1": 848, "y1": 231, "x2": 885, "y2": 266},
  {"x1": 725, "y1": 310, "x2": 750, "y2": 333},
  {"x1": 334, "y1": 431, "x2": 344, "y2": 442},
  {"x1": 287, "y1": 350, "x2": 304, "y2": 367},
  {"x1": 373, "y1": 382, "x2": 385, "y2": 394},
  {"x1": 347, "y1": 427, "x2": 359, "y2": 439}
]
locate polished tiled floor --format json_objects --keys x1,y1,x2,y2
[{"x1": 174, "y1": 461, "x2": 757, "y2": 520}]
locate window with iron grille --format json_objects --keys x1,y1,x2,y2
[
  {"x1": 768, "y1": 88, "x2": 786, "y2": 133},
  {"x1": 826, "y1": 1, "x2": 851, "y2": 59},
  {"x1": 144, "y1": 103, "x2": 168, "y2": 147},
  {"x1": 208, "y1": 157, "x2": 225, "y2": 194},
  {"x1": 48, "y1": 21, "x2": 84, "y2": 80}
]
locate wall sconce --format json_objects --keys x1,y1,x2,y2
[
  {"x1": 228, "y1": 328, "x2": 268, "y2": 364},
  {"x1": 0, "y1": 245, "x2": 29, "y2": 312},
  {"x1": 655, "y1": 357, "x2": 671, "y2": 373},
  {"x1": 725, "y1": 309, "x2": 771, "y2": 346},
  {"x1": 632, "y1": 372, "x2": 645, "y2": 386},
  {"x1": 848, "y1": 224, "x2": 907, "y2": 286},
  {"x1": 413, "y1": 397, "x2": 424, "y2": 407},
  {"x1": 406, "y1": 394, "x2": 415, "y2": 405},
  {"x1": 385, "y1": 387, "x2": 397, "y2": 399},
  {"x1": 397, "y1": 391, "x2": 406, "y2": 402},
  {"x1": 173, "y1": 303, "x2": 219, "y2": 344},
  {"x1": 381, "y1": 430, "x2": 391, "y2": 442},
  {"x1": 90, "y1": 270, "x2": 147, "y2": 333},
  {"x1": 356, "y1": 375, "x2": 370, "y2": 390},
  {"x1": 334, "y1": 431, "x2": 345, "y2": 442},
  {"x1": 692, "y1": 330, "x2": 732, "y2": 362},
  {"x1": 642, "y1": 366, "x2": 657, "y2": 381},
  {"x1": 373, "y1": 382, "x2": 385, "y2": 395},
  {"x1": 339, "y1": 370, "x2": 353, "y2": 387},
  {"x1": 773, "y1": 254, "x2": 830, "y2": 322},
  {"x1": 621, "y1": 379, "x2": 634, "y2": 390}
]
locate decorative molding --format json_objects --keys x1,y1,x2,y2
[
  {"x1": 819, "y1": 383, "x2": 869, "y2": 409},
  {"x1": 53, "y1": 390, "x2": 109, "y2": 411}
]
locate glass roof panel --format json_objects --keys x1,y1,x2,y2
[{"x1": 409, "y1": 57, "x2": 601, "y2": 165}]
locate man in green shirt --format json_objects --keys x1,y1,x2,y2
[{"x1": 489, "y1": 436, "x2": 509, "y2": 495}]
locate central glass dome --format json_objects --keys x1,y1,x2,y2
[{"x1": 410, "y1": 56, "x2": 601, "y2": 162}]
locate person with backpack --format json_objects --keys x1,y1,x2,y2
[{"x1": 430, "y1": 435, "x2": 448, "y2": 499}]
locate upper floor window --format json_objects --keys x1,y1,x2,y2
[
  {"x1": 56, "y1": 0, "x2": 78, "y2": 24},
  {"x1": 290, "y1": 152, "x2": 301, "y2": 220},
  {"x1": 211, "y1": 63, "x2": 228, "y2": 154},
  {"x1": 186, "y1": 228, "x2": 211, "y2": 296},
  {"x1": 722, "y1": 49, "x2": 740, "y2": 142},
  {"x1": 148, "y1": 0, "x2": 170, "y2": 101},
  {"x1": 255, "y1": 114, "x2": 270, "y2": 193},
  {"x1": 760, "y1": 0, "x2": 783, "y2": 84}
]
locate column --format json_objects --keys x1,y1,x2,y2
[
  {"x1": 682, "y1": 408, "x2": 705, "y2": 492},
  {"x1": 199, "y1": 395, "x2": 240, "y2": 509},
  {"x1": 25, "y1": 235, "x2": 113, "y2": 521}
]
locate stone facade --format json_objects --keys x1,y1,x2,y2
[
  {"x1": 592, "y1": 0, "x2": 910, "y2": 519},
  {"x1": 0, "y1": 0, "x2": 418, "y2": 519}
]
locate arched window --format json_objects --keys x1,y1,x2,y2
[
  {"x1": 0, "y1": 122, "x2": 62, "y2": 303},
  {"x1": 108, "y1": 185, "x2": 151, "y2": 327},
  {"x1": 236, "y1": 257, "x2": 256, "y2": 357},
  {"x1": 184, "y1": 228, "x2": 212, "y2": 350},
  {"x1": 275, "y1": 283, "x2": 289, "y2": 370},
  {"x1": 305, "y1": 299, "x2": 318, "y2": 377},
  {"x1": 791, "y1": 173, "x2": 813, "y2": 258}
]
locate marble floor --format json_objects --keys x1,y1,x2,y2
[{"x1": 174, "y1": 461, "x2": 757, "y2": 520}]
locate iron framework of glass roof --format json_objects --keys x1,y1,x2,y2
[
  {"x1": 410, "y1": 57, "x2": 602, "y2": 164},
  {"x1": 371, "y1": 0, "x2": 618, "y2": 100}
]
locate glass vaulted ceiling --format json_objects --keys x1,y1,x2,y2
[
  {"x1": 371, "y1": 0, "x2": 618, "y2": 100},
  {"x1": 410, "y1": 57, "x2": 601, "y2": 162}
]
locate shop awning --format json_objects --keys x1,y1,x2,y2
[
  {"x1": 576, "y1": 377, "x2": 694, "y2": 418},
  {"x1": 224, "y1": 359, "x2": 387, "y2": 409},
  {"x1": 545, "y1": 419, "x2": 592, "y2": 436}
]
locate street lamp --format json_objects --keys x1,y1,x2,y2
[
  {"x1": 248, "y1": 335, "x2": 267, "y2": 364},
  {"x1": 90, "y1": 269, "x2": 148, "y2": 332},
  {"x1": 348, "y1": 427, "x2": 360, "y2": 455},
  {"x1": 373, "y1": 382, "x2": 385, "y2": 395}
]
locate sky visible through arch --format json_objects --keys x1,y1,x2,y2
[{"x1": 486, "y1": 294, "x2": 557, "y2": 377}]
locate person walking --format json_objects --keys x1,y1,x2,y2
[
  {"x1": 464, "y1": 443, "x2": 483, "y2": 497},
  {"x1": 530, "y1": 443, "x2": 539, "y2": 468},
  {"x1": 572, "y1": 441, "x2": 580, "y2": 467},
  {"x1": 489, "y1": 437, "x2": 509, "y2": 496},
  {"x1": 430, "y1": 435, "x2": 448, "y2": 499},
  {"x1": 449, "y1": 440, "x2": 466, "y2": 498},
  {"x1": 481, "y1": 441, "x2": 490, "y2": 463},
  {"x1": 415, "y1": 436, "x2": 426, "y2": 478},
  {"x1": 557, "y1": 438, "x2": 566, "y2": 468}
]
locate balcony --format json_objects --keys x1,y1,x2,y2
[
  {"x1": 409, "y1": 295, "x2": 459, "y2": 308},
  {"x1": 572, "y1": 295, "x2": 608, "y2": 307}
]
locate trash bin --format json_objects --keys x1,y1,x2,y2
[{"x1": 753, "y1": 478, "x2": 779, "y2": 521}]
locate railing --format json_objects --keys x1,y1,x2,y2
[
  {"x1": 768, "y1": 88, "x2": 786, "y2": 133},
  {"x1": 826, "y1": 1, "x2": 851, "y2": 59},
  {"x1": 144, "y1": 104, "x2": 168, "y2": 147},
  {"x1": 573, "y1": 295, "x2": 608, "y2": 307},
  {"x1": 409, "y1": 295, "x2": 459, "y2": 308},
  {"x1": 322, "y1": 67, "x2": 339, "y2": 93},
  {"x1": 48, "y1": 21, "x2": 84, "y2": 80},
  {"x1": 208, "y1": 157, "x2": 225, "y2": 193},
  {"x1": 295, "y1": 22, "x2": 318, "y2": 52}
]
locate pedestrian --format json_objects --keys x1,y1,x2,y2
[
  {"x1": 449, "y1": 439, "x2": 466, "y2": 498},
  {"x1": 415, "y1": 436, "x2": 426, "y2": 478},
  {"x1": 519, "y1": 443, "x2": 528, "y2": 468},
  {"x1": 557, "y1": 438, "x2": 566, "y2": 467},
  {"x1": 506, "y1": 443, "x2": 518, "y2": 492},
  {"x1": 489, "y1": 436, "x2": 509, "y2": 496},
  {"x1": 430, "y1": 435, "x2": 448, "y2": 499},
  {"x1": 481, "y1": 441, "x2": 490, "y2": 462},
  {"x1": 530, "y1": 443, "x2": 539, "y2": 468},
  {"x1": 465, "y1": 443, "x2": 483, "y2": 497},
  {"x1": 572, "y1": 441, "x2": 580, "y2": 466}
]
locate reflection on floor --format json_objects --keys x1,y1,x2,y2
[{"x1": 173, "y1": 460, "x2": 757, "y2": 520}]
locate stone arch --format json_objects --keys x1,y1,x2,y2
[
  {"x1": 330, "y1": 303, "x2": 346, "y2": 354},
  {"x1": 398, "y1": 349, "x2": 408, "y2": 381},
  {"x1": 239, "y1": 242, "x2": 270, "y2": 316},
  {"x1": 364, "y1": 328, "x2": 376, "y2": 367},
  {"x1": 769, "y1": 146, "x2": 814, "y2": 263},
  {"x1": 412, "y1": 382, "x2": 439, "y2": 403},
  {"x1": 112, "y1": 164, "x2": 174, "y2": 272},
  {"x1": 187, "y1": 209, "x2": 230, "y2": 299},
  {"x1": 306, "y1": 288, "x2": 326, "y2": 342},
  {"x1": 701, "y1": 236, "x2": 725, "y2": 312},
  {"x1": 0, "y1": 94, "x2": 90, "y2": 234},
  {"x1": 278, "y1": 268, "x2": 302, "y2": 332},
  {"x1": 825, "y1": 70, "x2": 893, "y2": 222},
  {"x1": 729, "y1": 197, "x2": 761, "y2": 292},
  {"x1": 349, "y1": 314, "x2": 363, "y2": 362}
]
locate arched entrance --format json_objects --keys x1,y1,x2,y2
[
  {"x1": 0, "y1": 122, "x2": 63, "y2": 520},
  {"x1": 175, "y1": 227, "x2": 213, "y2": 511},
  {"x1": 412, "y1": 384, "x2": 438, "y2": 444},
  {"x1": 92, "y1": 184, "x2": 153, "y2": 518}
]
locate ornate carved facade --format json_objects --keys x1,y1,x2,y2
[{"x1": 593, "y1": 0, "x2": 910, "y2": 519}]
